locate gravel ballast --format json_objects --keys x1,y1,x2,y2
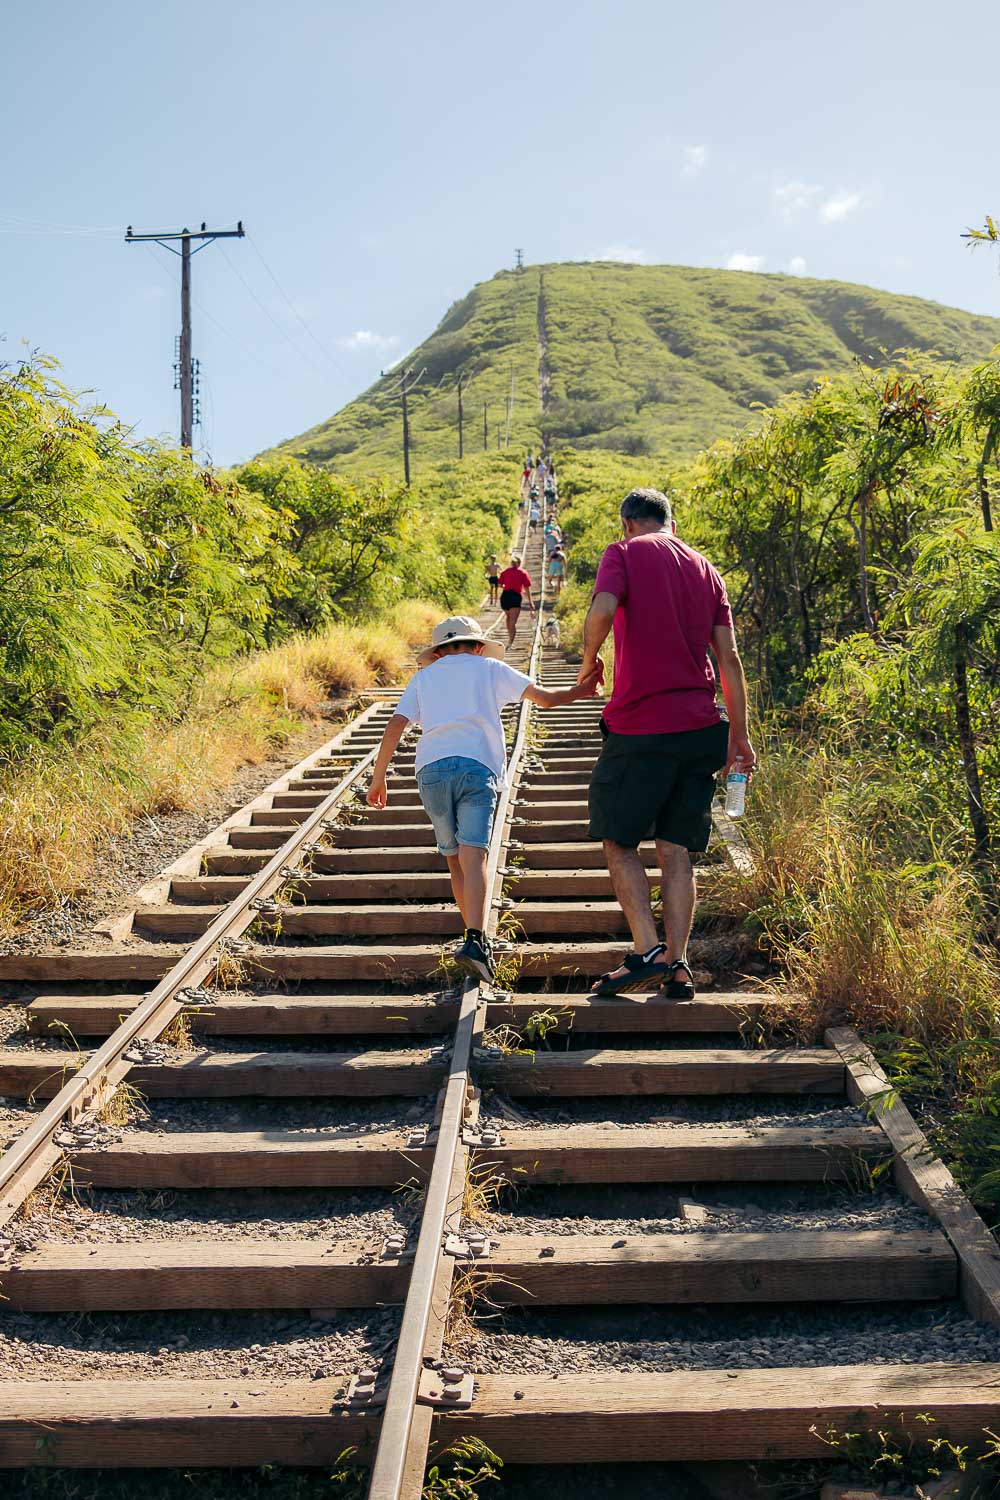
[{"x1": 458, "y1": 1300, "x2": 1000, "y2": 1373}]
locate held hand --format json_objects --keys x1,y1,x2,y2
[
  {"x1": 726, "y1": 733, "x2": 757, "y2": 778},
  {"x1": 577, "y1": 656, "x2": 605, "y2": 690},
  {"x1": 366, "y1": 775, "x2": 388, "y2": 810},
  {"x1": 573, "y1": 668, "x2": 602, "y2": 700}
]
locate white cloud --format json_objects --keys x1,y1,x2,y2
[
  {"x1": 726, "y1": 253, "x2": 765, "y2": 272},
  {"x1": 787, "y1": 255, "x2": 808, "y2": 275},
  {"x1": 337, "y1": 329, "x2": 400, "y2": 352},
  {"x1": 596, "y1": 244, "x2": 647, "y2": 264},
  {"x1": 681, "y1": 144, "x2": 708, "y2": 178},
  {"x1": 819, "y1": 191, "x2": 864, "y2": 223},
  {"x1": 772, "y1": 180, "x2": 823, "y2": 218}
]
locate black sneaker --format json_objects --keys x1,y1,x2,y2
[{"x1": 454, "y1": 933, "x2": 495, "y2": 984}]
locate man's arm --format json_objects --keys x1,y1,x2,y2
[
  {"x1": 366, "y1": 713, "x2": 410, "y2": 808},
  {"x1": 523, "y1": 669, "x2": 600, "y2": 709},
  {"x1": 576, "y1": 590, "x2": 618, "y2": 686},
  {"x1": 711, "y1": 625, "x2": 756, "y2": 775}
]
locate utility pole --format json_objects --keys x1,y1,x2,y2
[
  {"x1": 125, "y1": 221, "x2": 244, "y2": 451},
  {"x1": 457, "y1": 373, "x2": 464, "y2": 460},
  {"x1": 497, "y1": 422, "x2": 502, "y2": 450},
  {"x1": 483, "y1": 402, "x2": 488, "y2": 452},
  {"x1": 515, "y1": 248, "x2": 524, "y2": 272},
  {"x1": 381, "y1": 365, "x2": 425, "y2": 485},
  {"x1": 505, "y1": 361, "x2": 515, "y2": 448}
]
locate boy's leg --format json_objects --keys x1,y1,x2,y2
[
  {"x1": 446, "y1": 853, "x2": 467, "y2": 925},
  {"x1": 457, "y1": 843, "x2": 488, "y2": 930}
]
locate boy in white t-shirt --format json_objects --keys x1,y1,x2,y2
[{"x1": 367, "y1": 615, "x2": 599, "y2": 981}]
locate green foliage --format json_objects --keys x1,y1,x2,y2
[
  {"x1": 0, "y1": 355, "x2": 294, "y2": 750},
  {"x1": 0, "y1": 355, "x2": 517, "y2": 762},
  {"x1": 272, "y1": 262, "x2": 1000, "y2": 474}
]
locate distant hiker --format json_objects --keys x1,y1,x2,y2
[
  {"x1": 578, "y1": 487, "x2": 756, "y2": 1000},
  {"x1": 547, "y1": 547, "x2": 566, "y2": 596},
  {"x1": 544, "y1": 522, "x2": 561, "y2": 556},
  {"x1": 498, "y1": 553, "x2": 535, "y2": 644},
  {"x1": 486, "y1": 555, "x2": 501, "y2": 606},
  {"x1": 544, "y1": 472, "x2": 556, "y2": 499},
  {"x1": 527, "y1": 451, "x2": 535, "y2": 470},
  {"x1": 367, "y1": 616, "x2": 600, "y2": 981},
  {"x1": 535, "y1": 457, "x2": 546, "y2": 486}
]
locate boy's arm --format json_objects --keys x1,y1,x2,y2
[
  {"x1": 522, "y1": 669, "x2": 600, "y2": 709},
  {"x1": 366, "y1": 713, "x2": 410, "y2": 808}
]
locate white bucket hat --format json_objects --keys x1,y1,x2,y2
[{"x1": 416, "y1": 615, "x2": 506, "y2": 668}]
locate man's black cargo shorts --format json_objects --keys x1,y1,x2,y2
[{"x1": 587, "y1": 718, "x2": 730, "y2": 852}]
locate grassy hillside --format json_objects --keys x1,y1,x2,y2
[{"x1": 273, "y1": 262, "x2": 1000, "y2": 475}]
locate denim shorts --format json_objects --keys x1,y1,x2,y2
[{"x1": 416, "y1": 757, "x2": 500, "y2": 857}]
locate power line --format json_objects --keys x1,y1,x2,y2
[
  {"x1": 247, "y1": 234, "x2": 353, "y2": 383},
  {"x1": 145, "y1": 246, "x2": 270, "y2": 372},
  {"x1": 218, "y1": 243, "x2": 336, "y2": 383}
]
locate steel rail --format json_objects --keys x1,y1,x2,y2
[
  {"x1": 0, "y1": 702, "x2": 384, "y2": 1228},
  {"x1": 367, "y1": 507, "x2": 545, "y2": 1500}
]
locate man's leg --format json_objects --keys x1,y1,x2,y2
[
  {"x1": 457, "y1": 843, "x2": 488, "y2": 930},
  {"x1": 605, "y1": 841, "x2": 659, "y2": 952},
  {"x1": 506, "y1": 606, "x2": 520, "y2": 644},
  {"x1": 656, "y1": 839, "x2": 696, "y2": 970},
  {"x1": 445, "y1": 852, "x2": 467, "y2": 926}
]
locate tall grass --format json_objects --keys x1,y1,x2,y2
[
  {"x1": 719, "y1": 726, "x2": 1000, "y2": 1215},
  {"x1": 721, "y1": 732, "x2": 1000, "y2": 1046},
  {"x1": 0, "y1": 602, "x2": 438, "y2": 940}
]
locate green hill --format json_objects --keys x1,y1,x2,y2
[{"x1": 274, "y1": 262, "x2": 1000, "y2": 476}]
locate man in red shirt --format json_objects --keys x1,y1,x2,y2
[{"x1": 578, "y1": 488, "x2": 755, "y2": 998}]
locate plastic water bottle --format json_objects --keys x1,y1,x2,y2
[{"x1": 725, "y1": 757, "x2": 748, "y2": 819}]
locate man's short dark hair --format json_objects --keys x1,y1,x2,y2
[{"x1": 620, "y1": 487, "x2": 672, "y2": 526}]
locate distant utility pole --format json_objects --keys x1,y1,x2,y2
[
  {"x1": 515, "y1": 248, "x2": 524, "y2": 272},
  {"x1": 457, "y1": 372, "x2": 465, "y2": 460},
  {"x1": 125, "y1": 220, "x2": 244, "y2": 451},
  {"x1": 381, "y1": 365, "x2": 425, "y2": 485},
  {"x1": 483, "y1": 402, "x2": 488, "y2": 452}
]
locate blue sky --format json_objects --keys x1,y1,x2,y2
[{"x1": 5, "y1": 0, "x2": 1000, "y2": 464}]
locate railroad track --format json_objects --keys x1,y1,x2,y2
[{"x1": 1, "y1": 503, "x2": 1000, "y2": 1496}]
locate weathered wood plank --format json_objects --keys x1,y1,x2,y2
[
  {"x1": 0, "y1": 1379, "x2": 370, "y2": 1466},
  {"x1": 1, "y1": 1364, "x2": 996, "y2": 1467},
  {"x1": 487, "y1": 1228, "x2": 954, "y2": 1304},
  {"x1": 827, "y1": 1025, "x2": 1000, "y2": 1330},
  {"x1": 69, "y1": 1123, "x2": 882, "y2": 1190},
  {"x1": 491, "y1": 1124, "x2": 886, "y2": 1184},
  {"x1": 497, "y1": 1048, "x2": 843, "y2": 1097},
  {"x1": 0, "y1": 1239, "x2": 409, "y2": 1311},
  {"x1": 134, "y1": 900, "x2": 649, "y2": 939},
  {"x1": 439, "y1": 1365, "x2": 1000, "y2": 1463},
  {"x1": 0, "y1": 937, "x2": 750, "y2": 984},
  {"x1": 486, "y1": 992, "x2": 792, "y2": 1034},
  {"x1": 26, "y1": 993, "x2": 460, "y2": 1037},
  {"x1": 2, "y1": 1229, "x2": 947, "y2": 1313},
  {"x1": 0, "y1": 1048, "x2": 445, "y2": 1098},
  {"x1": 174, "y1": 869, "x2": 679, "y2": 902}
]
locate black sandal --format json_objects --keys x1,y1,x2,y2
[
  {"x1": 592, "y1": 943, "x2": 669, "y2": 997},
  {"x1": 662, "y1": 960, "x2": 695, "y2": 1001}
]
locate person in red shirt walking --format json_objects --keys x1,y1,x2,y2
[
  {"x1": 578, "y1": 488, "x2": 756, "y2": 998},
  {"x1": 497, "y1": 553, "x2": 535, "y2": 646}
]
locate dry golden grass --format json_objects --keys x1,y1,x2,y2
[
  {"x1": 716, "y1": 735, "x2": 1000, "y2": 1050},
  {"x1": 0, "y1": 601, "x2": 440, "y2": 940}
]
